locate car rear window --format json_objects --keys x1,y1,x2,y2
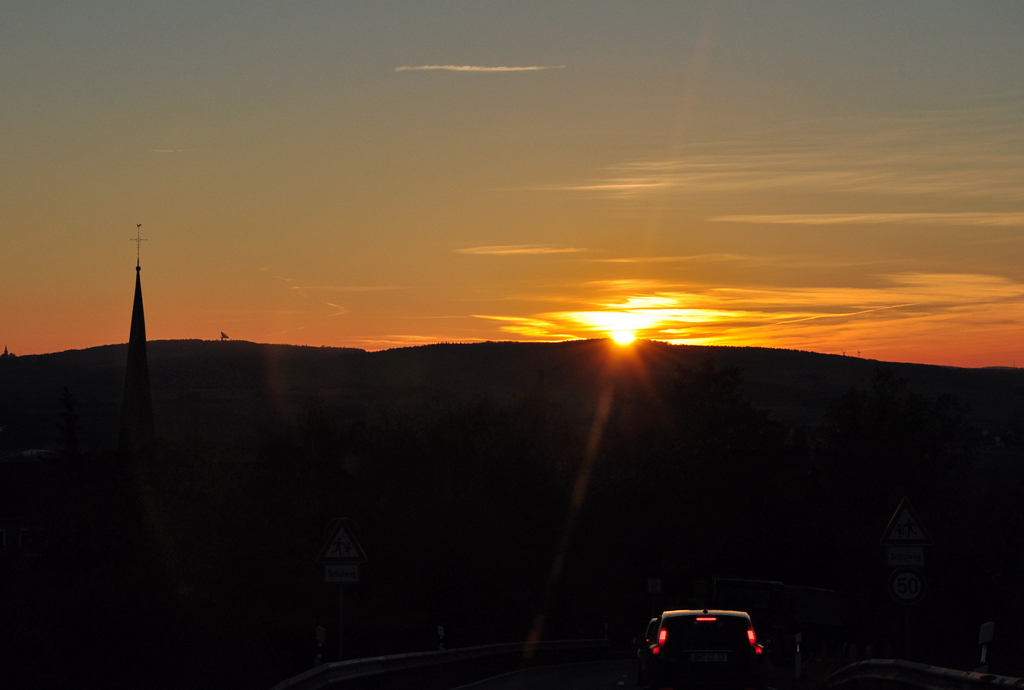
[{"x1": 661, "y1": 615, "x2": 749, "y2": 653}]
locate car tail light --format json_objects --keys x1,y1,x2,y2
[
  {"x1": 755, "y1": 645, "x2": 763, "y2": 656},
  {"x1": 695, "y1": 616, "x2": 717, "y2": 622},
  {"x1": 747, "y1": 628, "x2": 756, "y2": 646},
  {"x1": 652, "y1": 627, "x2": 667, "y2": 655}
]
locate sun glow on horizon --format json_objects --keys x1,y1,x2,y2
[{"x1": 465, "y1": 270, "x2": 1024, "y2": 366}]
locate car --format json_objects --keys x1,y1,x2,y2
[
  {"x1": 637, "y1": 617, "x2": 661, "y2": 686},
  {"x1": 643, "y1": 609, "x2": 765, "y2": 690}
]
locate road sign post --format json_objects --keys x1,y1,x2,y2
[
  {"x1": 342, "y1": 581, "x2": 350, "y2": 659},
  {"x1": 647, "y1": 578, "x2": 661, "y2": 615},
  {"x1": 794, "y1": 633, "x2": 802, "y2": 682},
  {"x1": 881, "y1": 498, "x2": 932, "y2": 661},
  {"x1": 314, "y1": 626, "x2": 326, "y2": 667},
  {"x1": 317, "y1": 518, "x2": 367, "y2": 662},
  {"x1": 976, "y1": 622, "x2": 994, "y2": 673}
]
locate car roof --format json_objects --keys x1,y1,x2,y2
[{"x1": 661, "y1": 610, "x2": 751, "y2": 620}]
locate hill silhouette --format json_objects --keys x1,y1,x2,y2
[{"x1": 2, "y1": 338, "x2": 1023, "y2": 454}]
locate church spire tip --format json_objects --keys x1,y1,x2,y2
[{"x1": 132, "y1": 224, "x2": 146, "y2": 271}]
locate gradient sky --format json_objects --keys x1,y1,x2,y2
[{"x1": 3, "y1": 2, "x2": 1024, "y2": 366}]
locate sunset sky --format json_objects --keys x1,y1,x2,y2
[{"x1": 3, "y1": 2, "x2": 1023, "y2": 366}]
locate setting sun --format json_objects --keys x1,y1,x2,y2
[{"x1": 612, "y1": 331, "x2": 636, "y2": 345}]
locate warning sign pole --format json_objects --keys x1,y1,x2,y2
[
  {"x1": 317, "y1": 517, "x2": 367, "y2": 662},
  {"x1": 338, "y1": 584, "x2": 344, "y2": 661}
]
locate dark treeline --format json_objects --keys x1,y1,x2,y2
[
  {"x1": 3, "y1": 359, "x2": 1023, "y2": 688},
  {"x1": 576, "y1": 362, "x2": 1021, "y2": 668}
]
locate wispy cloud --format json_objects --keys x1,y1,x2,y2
[
  {"x1": 323, "y1": 302, "x2": 350, "y2": 316},
  {"x1": 456, "y1": 245, "x2": 585, "y2": 255},
  {"x1": 469, "y1": 315, "x2": 578, "y2": 341},
  {"x1": 712, "y1": 213, "x2": 1024, "y2": 226},
  {"x1": 585, "y1": 279, "x2": 678, "y2": 292},
  {"x1": 593, "y1": 253, "x2": 751, "y2": 264},
  {"x1": 202, "y1": 309, "x2": 304, "y2": 315},
  {"x1": 288, "y1": 285, "x2": 401, "y2": 292},
  {"x1": 559, "y1": 152, "x2": 1024, "y2": 200},
  {"x1": 554, "y1": 106, "x2": 1024, "y2": 201},
  {"x1": 395, "y1": 64, "x2": 565, "y2": 73},
  {"x1": 148, "y1": 148, "x2": 219, "y2": 153}
]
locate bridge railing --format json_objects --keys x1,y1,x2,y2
[
  {"x1": 270, "y1": 638, "x2": 611, "y2": 690},
  {"x1": 826, "y1": 659, "x2": 1024, "y2": 690}
]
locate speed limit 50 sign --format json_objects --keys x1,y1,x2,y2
[{"x1": 888, "y1": 567, "x2": 926, "y2": 605}]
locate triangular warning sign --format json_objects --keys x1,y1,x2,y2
[
  {"x1": 881, "y1": 497, "x2": 933, "y2": 545},
  {"x1": 317, "y1": 520, "x2": 367, "y2": 563}
]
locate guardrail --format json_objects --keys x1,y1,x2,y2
[
  {"x1": 270, "y1": 638, "x2": 611, "y2": 690},
  {"x1": 825, "y1": 659, "x2": 1024, "y2": 690}
]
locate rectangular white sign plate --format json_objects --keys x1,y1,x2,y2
[
  {"x1": 979, "y1": 622, "x2": 994, "y2": 645},
  {"x1": 325, "y1": 563, "x2": 360, "y2": 584},
  {"x1": 887, "y1": 546, "x2": 925, "y2": 567}
]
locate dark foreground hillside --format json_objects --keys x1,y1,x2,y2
[{"x1": 1, "y1": 339, "x2": 1023, "y2": 689}]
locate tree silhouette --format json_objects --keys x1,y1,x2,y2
[{"x1": 56, "y1": 386, "x2": 80, "y2": 459}]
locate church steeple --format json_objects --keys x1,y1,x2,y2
[{"x1": 118, "y1": 228, "x2": 155, "y2": 459}]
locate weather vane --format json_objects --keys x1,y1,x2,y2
[{"x1": 131, "y1": 223, "x2": 147, "y2": 268}]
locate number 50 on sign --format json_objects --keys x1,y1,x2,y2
[{"x1": 888, "y1": 567, "x2": 926, "y2": 605}]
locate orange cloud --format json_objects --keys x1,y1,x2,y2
[{"x1": 457, "y1": 245, "x2": 585, "y2": 255}]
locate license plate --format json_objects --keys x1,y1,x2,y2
[{"x1": 689, "y1": 653, "x2": 727, "y2": 662}]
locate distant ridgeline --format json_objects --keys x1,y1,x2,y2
[{"x1": 1, "y1": 337, "x2": 1024, "y2": 452}]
